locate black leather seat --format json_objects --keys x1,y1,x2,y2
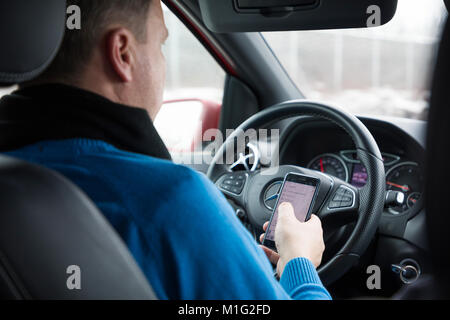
[{"x1": 0, "y1": 0, "x2": 156, "y2": 300}]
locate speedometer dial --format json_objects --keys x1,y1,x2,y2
[
  {"x1": 386, "y1": 162, "x2": 423, "y2": 214},
  {"x1": 308, "y1": 154, "x2": 349, "y2": 182}
]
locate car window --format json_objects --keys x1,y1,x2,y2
[
  {"x1": 155, "y1": 5, "x2": 226, "y2": 157},
  {"x1": 263, "y1": 0, "x2": 447, "y2": 120}
]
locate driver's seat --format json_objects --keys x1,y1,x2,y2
[{"x1": 0, "y1": 0, "x2": 156, "y2": 300}]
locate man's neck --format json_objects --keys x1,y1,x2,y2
[{"x1": 0, "y1": 83, "x2": 172, "y2": 160}]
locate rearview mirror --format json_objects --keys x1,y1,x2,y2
[{"x1": 199, "y1": 0, "x2": 398, "y2": 33}]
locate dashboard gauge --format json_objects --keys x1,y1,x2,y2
[
  {"x1": 340, "y1": 150, "x2": 400, "y2": 167},
  {"x1": 382, "y1": 153, "x2": 401, "y2": 167},
  {"x1": 386, "y1": 162, "x2": 423, "y2": 214},
  {"x1": 407, "y1": 192, "x2": 421, "y2": 209},
  {"x1": 308, "y1": 154, "x2": 349, "y2": 182}
]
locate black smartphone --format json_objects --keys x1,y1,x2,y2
[{"x1": 262, "y1": 173, "x2": 320, "y2": 251}]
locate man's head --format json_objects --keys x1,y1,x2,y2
[{"x1": 34, "y1": 0, "x2": 168, "y2": 120}]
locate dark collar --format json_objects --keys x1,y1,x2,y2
[{"x1": 0, "y1": 83, "x2": 172, "y2": 160}]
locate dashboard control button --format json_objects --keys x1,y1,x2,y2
[
  {"x1": 219, "y1": 173, "x2": 247, "y2": 195},
  {"x1": 233, "y1": 180, "x2": 243, "y2": 187},
  {"x1": 221, "y1": 185, "x2": 231, "y2": 191},
  {"x1": 341, "y1": 200, "x2": 353, "y2": 207},
  {"x1": 328, "y1": 186, "x2": 355, "y2": 209},
  {"x1": 329, "y1": 201, "x2": 342, "y2": 209},
  {"x1": 231, "y1": 187, "x2": 241, "y2": 194}
]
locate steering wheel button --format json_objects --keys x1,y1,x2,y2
[
  {"x1": 329, "y1": 201, "x2": 342, "y2": 209},
  {"x1": 341, "y1": 201, "x2": 352, "y2": 207},
  {"x1": 231, "y1": 187, "x2": 241, "y2": 194},
  {"x1": 234, "y1": 181, "x2": 243, "y2": 187}
]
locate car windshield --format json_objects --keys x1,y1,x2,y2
[{"x1": 263, "y1": 0, "x2": 447, "y2": 120}]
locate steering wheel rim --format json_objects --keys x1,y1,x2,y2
[{"x1": 207, "y1": 100, "x2": 385, "y2": 285}]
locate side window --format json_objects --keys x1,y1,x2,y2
[{"x1": 155, "y1": 5, "x2": 226, "y2": 157}]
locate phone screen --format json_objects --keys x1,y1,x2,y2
[{"x1": 264, "y1": 174, "x2": 319, "y2": 245}]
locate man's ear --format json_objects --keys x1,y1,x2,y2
[{"x1": 105, "y1": 28, "x2": 135, "y2": 82}]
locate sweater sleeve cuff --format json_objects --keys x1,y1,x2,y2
[{"x1": 279, "y1": 258, "x2": 323, "y2": 294}]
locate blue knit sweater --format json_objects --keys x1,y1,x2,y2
[{"x1": 6, "y1": 138, "x2": 331, "y2": 300}]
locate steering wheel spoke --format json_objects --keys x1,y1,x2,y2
[
  {"x1": 318, "y1": 181, "x2": 360, "y2": 229},
  {"x1": 214, "y1": 171, "x2": 250, "y2": 208}
]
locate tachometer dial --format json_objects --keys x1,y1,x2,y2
[
  {"x1": 386, "y1": 162, "x2": 423, "y2": 214},
  {"x1": 308, "y1": 154, "x2": 349, "y2": 182},
  {"x1": 407, "y1": 192, "x2": 421, "y2": 209}
]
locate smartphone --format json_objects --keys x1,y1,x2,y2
[{"x1": 263, "y1": 173, "x2": 320, "y2": 251}]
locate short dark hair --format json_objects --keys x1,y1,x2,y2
[{"x1": 38, "y1": 0, "x2": 152, "y2": 82}]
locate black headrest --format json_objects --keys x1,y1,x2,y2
[{"x1": 0, "y1": 0, "x2": 66, "y2": 85}]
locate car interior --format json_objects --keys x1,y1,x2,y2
[{"x1": 0, "y1": 0, "x2": 449, "y2": 300}]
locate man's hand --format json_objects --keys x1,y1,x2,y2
[{"x1": 260, "y1": 202, "x2": 325, "y2": 277}]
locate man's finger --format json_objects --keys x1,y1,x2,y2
[
  {"x1": 262, "y1": 221, "x2": 269, "y2": 232},
  {"x1": 308, "y1": 214, "x2": 322, "y2": 225},
  {"x1": 277, "y1": 202, "x2": 296, "y2": 224},
  {"x1": 259, "y1": 233, "x2": 265, "y2": 244},
  {"x1": 260, "y1": 245, "x2": 280, "y2": 265}
]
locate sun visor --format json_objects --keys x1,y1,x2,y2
[{"x1": 199, "y1": 0, "x2": 398, "y2": 33}]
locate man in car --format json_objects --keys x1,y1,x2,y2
[{"x1": 0, "y1": 0, "x2": 330, "y2": 300}]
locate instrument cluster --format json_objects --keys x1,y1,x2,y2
[{"x1": 308, "y1": 150, "x2": 423, "y2": 215}]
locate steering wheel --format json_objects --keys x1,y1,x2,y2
[{"x1": 207, "y1": 100, "x2": 385, "y2": 285}]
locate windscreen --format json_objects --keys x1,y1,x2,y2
[{"x1": 263, "y1": 0, "x2": 447, "y2": 120}]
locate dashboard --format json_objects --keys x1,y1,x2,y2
[
  {"x1": 278, "y1": 116, "x2": 426, "y2": 219},
  {"x1": 199, "y1": 112, "x2": 428, "y2": 297},
  {"x1": 307, "y1": 150, "x2": 423, "y2": 215},
  {"x1": 274, "y1": 115, "x2": 428, "y2": 296}
]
